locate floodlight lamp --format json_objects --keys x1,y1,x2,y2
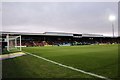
[{"x1": 109, "y1": 15, "x2": 116, "y2": 22}]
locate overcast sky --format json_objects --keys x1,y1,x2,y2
[{"x1": 2, "y1": 2, "x2": 118, "y2": 36}]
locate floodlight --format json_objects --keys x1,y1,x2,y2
[
  {"x1": 109, "y1": 15, "x2": 116, "y2": 22},
  {"x1": 108, "y1": 15, "x2": 116, "y2": 37}
]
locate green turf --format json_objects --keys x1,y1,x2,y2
[
  {"x1": 2, "y1": 55, "x2": 93, "y2": 78},
  {"x1": 3, "y1": 44, "x2": 118, "y2": 79},
  {"x1": 2, "y1": 48, "x2": 21, "y2": 54}
]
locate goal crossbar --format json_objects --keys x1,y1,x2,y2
[{"x1": 6, "y1": 34, "x2": 22, "y2": 51}]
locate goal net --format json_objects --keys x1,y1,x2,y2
[{"x1": 5, "y1": 34, "x2": 22, "y2": 52}]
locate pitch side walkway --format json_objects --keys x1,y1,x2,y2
[{"x1": 0, "y1": 52, "x2": 26, "y2": 60}]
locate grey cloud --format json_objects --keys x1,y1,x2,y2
[{"x1": 2, "y1": 2, "x2": 118, "y2": 36}]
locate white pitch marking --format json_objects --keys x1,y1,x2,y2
[{"x1": 25, "y1": 52, "x2": 112, "y2": 80}]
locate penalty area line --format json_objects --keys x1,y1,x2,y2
[{"x1": 25, "y1": 52, "x2": 111, "y2": 80}]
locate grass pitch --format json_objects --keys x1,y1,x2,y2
[{"x1": 2, "y1": 44, "x2": 118, "y2": 79}]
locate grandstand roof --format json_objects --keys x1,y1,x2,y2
[{"x1": 1, "y1": 31, "x2": 105, "y2": 37}]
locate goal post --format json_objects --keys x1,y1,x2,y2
[{"x1": 6, "y1": 34, "x2": 22, "y2": 52}]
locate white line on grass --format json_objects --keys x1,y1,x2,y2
[{"x1": 25, "y1": 52, "x2": 111, "y2": 80}]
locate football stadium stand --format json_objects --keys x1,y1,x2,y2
[{"x1": 1, "y1": 31, "x2": 119, "y2": 50}]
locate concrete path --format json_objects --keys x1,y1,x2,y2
[{"x1": 0, "y1": 52, "x2": 26, "y2": 60}]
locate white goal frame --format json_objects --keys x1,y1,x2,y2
[{"x1": 6, "y1": 34, "x2": 22, "y2": 51}]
